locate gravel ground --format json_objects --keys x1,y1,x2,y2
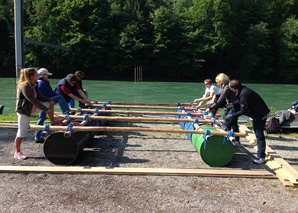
[{"x1": 0, "y1": 122, "x2": 297, "y2": 212}]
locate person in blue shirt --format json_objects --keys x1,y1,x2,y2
[{"x1": 34, "y1": 68, "x2": 70, "y2": 143}]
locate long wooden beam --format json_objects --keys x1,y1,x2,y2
[
  {"x1": 70, "y1": 108, "x2": 215, "y2": 116},
  {"x1": 91, "y1": 104, "x2": 199, "y2": 111},
  {"x1": 239, "y1": 125, "x2": 298, "y2": 187},
  {"x1": 92, "y1": 101, "x2": 198, "y2": 107},
  {"x1": 0, "y1": 166, "x2": 275, "y2": 178},
  {"x1": 29, "y1": 125, "x2": 247, "y2": 137},
  {"x1": 56, "y1": 115, "x2": 224, "y2": 124}
]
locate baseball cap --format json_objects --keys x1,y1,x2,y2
[{"x1": 38, "y1": 68, "x2": 52, "y2": 76}]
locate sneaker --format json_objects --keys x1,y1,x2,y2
[
  {"x1": 253, "y1": 158, "x2": 265, "y2": 164},
  {"x1": 233, "y1": 141, "x2": 241, "y2": 146},
  {"x1": 14, "y1": 152, "x2": 27, "y2": 160},
  {"x1": 35, "y1": 138, "x2": 44, "y2": 143}
]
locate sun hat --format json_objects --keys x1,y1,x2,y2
[{"x1": 38, "y1": 68, "x2": 52, "y2": 76}]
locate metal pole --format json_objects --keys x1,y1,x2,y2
[{"x1": 14, "y1": 0, "x2": 24, "y2": 83}]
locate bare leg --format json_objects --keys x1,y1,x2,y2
[
  {"x1": 14, "y1": 136, "x2": 23, "y2": 153},
  {"x1": 47, "y1": 104, "x2": 55, "y2": 124}
]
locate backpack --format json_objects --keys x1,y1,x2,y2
[{"x1": 266, "y1": 117, "x2": 281, "y2": 134}]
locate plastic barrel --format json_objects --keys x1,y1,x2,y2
[
  {"x1": 43, "y1": 118, "x2": 100, "y2": 165},
  {"x1": 43, "y1": 131, "x2": 91, "y2": 165},
  {"x1": 191, "y1": 125, "x2": 234, "y2": 167}
]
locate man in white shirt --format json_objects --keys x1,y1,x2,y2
[{"x1": 193, "y1": 79, "x2": 221, "y2": 108}]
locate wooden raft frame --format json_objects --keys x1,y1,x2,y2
[
  {"x1": 2, "y1": 123, "x2": 298, "y2": 185},
  {"x1": 239, "y1": 125, "x2": 298, "y2": 187}
]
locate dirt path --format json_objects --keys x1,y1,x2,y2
[{"x1": 0, "y1": 123, "x2": 297, "y2": 212}]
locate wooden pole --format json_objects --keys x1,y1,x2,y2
[
  {"x1": 54, "y1": 115, "x2": 224, "y2": 124},
  {"x1": 30, "y1": 125, "x2": 247, "y2": 137},
  {"x1": 91, "y1": 101, "x2": 198, "y2": 106},
  {"x1": 91, "y1": 104, "x2": 200, "y2": 110},
  {"x1": 70, "y1": 108, "x2": 217, "y2": 116}
]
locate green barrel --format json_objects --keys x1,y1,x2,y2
[{"x1": 191, "y1": 125, "x2": 234, "y2": 167}]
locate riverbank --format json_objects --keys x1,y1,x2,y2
[{"x1": 0, "y1": 122, "x2": 297, "y2": 212}]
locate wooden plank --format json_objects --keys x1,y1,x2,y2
[
  {"x1": 239, "y1": 125, "x2": 298, "y2": 186},
  {"x1": 0, "y1": 166, "x2": 275, "y2": 178},
  {"x1": 0, "y1": 123, "x2": 18, "y2": 129},
  {"x1": 29, "y1": 125, "x2": 247, "y2": 137}
]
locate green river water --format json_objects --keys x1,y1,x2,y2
[{"x1": 0, "y1": 78, "x2": 297, "y2": 115}]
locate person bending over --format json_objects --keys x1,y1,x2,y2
[
  {"x1": 228, "y1": 79, "x2": 270, "y2": 164},
  {"x1": 69, "y1": 70, "x2": 89, "y2": 108},
  {"x1": 205, "y1": 73, "x2": 241, "y2": 144},
  {"x1": 55, "y1": 74, "x2": 90, "y2": 107}
]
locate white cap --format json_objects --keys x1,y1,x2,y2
[{"x1": 38, "y1": 68, "x2": 52, "y2": 76}]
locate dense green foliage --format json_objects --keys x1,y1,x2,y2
[{"x1": 1, "y1": 0, "x2": 298, "y2": 82}]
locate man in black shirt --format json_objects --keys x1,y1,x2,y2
[{"x1": 227, "y1": 79, "x2": 270, "y2": 164}]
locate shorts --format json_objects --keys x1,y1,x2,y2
[{"x1": 16, "y1": 102, "x2": 50, "y2": 137}]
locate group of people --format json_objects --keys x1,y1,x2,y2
[
  {"x1": 14, "y1": 67, "x2": 90, "y2": 160},
  {"x1": 193, "y1": 73, "x2": 269, "y2": 164},
  {"x1": 14, "y1": 69, "x2": 269, "y2": 165}
]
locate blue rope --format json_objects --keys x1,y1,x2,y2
[
  {"x1": 203, "y1": 129, "x2": 211, "y2": 149},
  {"x1": 65, "y1": 113, "x2": 71, "y2": 121},
  {"x1": 222, "y1": 134, "x2": 226, "y2": 149},
  {"x1": 94, "y1": 108, "x2": 99, "y2": 115},
  {"x1": 193, "y1": 119, "x2": 198, "y2": 125},
  {"x1": 41, "y1": 124, "x2": 50, "y2": 138},
  {"x1": 84, "y1": 114, "x2": 90, "y2": 122},
  {"x1": 227, "y1": 131, "x2": 234, "y2": 142},
  {"x1": 212, "y1": 119, "x2": 216, "y2": 126},
  {"x1": 65, "y1": 125, "x2": 74, "y2": 138},
  {"x1": 223, "y1": 131, "x2": 234, "y2": 149}
]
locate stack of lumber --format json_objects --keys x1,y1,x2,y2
[{"x1": 239, "y1": 125, "x2": 298, "y2": 187}]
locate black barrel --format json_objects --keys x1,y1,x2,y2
[{"x1": 43, "y1": 131, "x2": 92, "y2": 165}]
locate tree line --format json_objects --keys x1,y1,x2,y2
[{"x1": 0, "y1": 0, "x2": 298, "y2": 82}]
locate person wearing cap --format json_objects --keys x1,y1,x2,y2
[
  {"x1": 69, "y1": 70, "x2": 90, "y2": 108},
  {"x1": 34, "y1": 68, "x2": 71, "y2": 143},
  {"x1": 55, "y1": 73, "x2": 89, "y2": 107}
]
